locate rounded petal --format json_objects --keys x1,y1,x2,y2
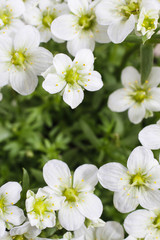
[
  {"x1": 7, "y1": 0, "x2": 25, "y2": 17},
  {"x1": 73, "y1": 49, "x2": 94, "y2": 71},
  {"x1": 108, "y1": 15, "x2": 135, "y2": 43},
  {"x1": 77, "y1": 193, "x2": 103, "y2": 220},
  {"x1": 138, "y1": 124, "x2": 160, "y2": 150},
  {"x1": 14, "y1": 26, "x2": 40, "y2": 51},
  {"x1": 0, "y1": 73, "x2": 9, "y2": 87},
  {"x1": 80, "y1": 71, "x2": 103, "y2": 91},
  {"x1": 148, "y1": 67, "x2": 160, "y2": 87},
  {"x1": 0, "y1": 36, "x2": 12, "y2": 62},
  {"x1": 43, "y1": 160, "x2": 71, "y2": 192},
  {"x1": 128, "y1": 104, "x2": 145, "y2": 124},
  {"x1": 121, "y1": 67, "x2": 141, "y2": 88},
  {"x1": 73, "y1": 164, "x2": 98, "y2": 192},
  {"x1": 9, "y1": 68, "x2": 38, "y2": 95},
  {"x1": 53, "y1": 54, "x2": 72, "y2": 75},
  {"x1": 98, "y1": 163, "x2": 128, "y2": 191},
  {"x1": 67, "y1": 32, "x2": 95, "y2": 57},
  {"x1": 113, "y1": 188, "x2": 139, "y2": 213},
  {"x1": 42, "y1": 74, "x2": 66, "y2": 94},
  {"x1": 63, "y1": 84, "x2": 84, "y2": 109},
  {"x1": 24, "y1": 7, "x2": 42, "y2": 26},
  {"x1": 93, "y1": 24, "x2": 111, "y2": 43},
  {"x1": 124, "y1": 209, "x2": 153, "y2": 238},
  {"x1": 0, "y1": 219, "x2": 5, "y2": 237},
  {"x1": 144, "y1": 88, "x2": 160, "y2": 111},
  {"x1": 51, "y1": 15, "x2": 77, "y2": 41},
  {"x1": 108, "y1": 89, "x2": 132, "y2": 112},
  {"x1": 0, "y1": 182, "x2": 22, "y2": 205},
  {"x1": 4, "y1": 206, "x2": 26, "y2": 226},
  {"x1": 127, "y1": 146, "x2": 155, "y2": 174},
  {"x1": 58, "y1": 203, "x2": 85, "y2": 231},
  {"x1": 68, "y1": 0, "x2": 89, "y2": 16},
  {"x1": 138, "y1": 188, "x2": 160, "y2": 210}
]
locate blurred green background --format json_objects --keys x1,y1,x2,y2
[{"x1": 1, "y1": 40, "x2": 160, "y2": 225}]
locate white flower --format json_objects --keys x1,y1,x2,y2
[
  {"x1": 21, "y1": 0, "x2": 39, "y2": 10},
  {"x1": 137, "y1": 7, "x2": 159, "y2": 41},
  {"x1": 51, "y1": 0, "x2": 110, "y2": 56},
  {"x1": 138, "y1": 121, "x2": 160, "y2": 150},
  {"x1": 26, "y1": 187, "x2": 63, "y2": 230},
  {"x1": 0, "y1": 182, "x2": 26, "y2": 237},
  {"x1": 0, "y1": 0, "x2": 25, "y2": 36},
  {"x1": 124, "y1": 208, "x2": 160, "y2": 240},
  {"x1": 10, "y1": 221, "x2": 41, "y2": 240},
  {"x1": 24, "y1": 0, "x2": 69, "y2": 43},
  {"x1": 43, "y1": 160, "x2": 103, "y2": 231},
  {"x1": 108, "y1": 66, "x2": 160, "y2": 124},
  {"x1": 75, "y1": 221, "x2": 124, "y2": 240},
  {"x1": 0, "y1": 25, "x2": 53, "y2": 95},
  {"x1": 98, "y1": 146, "x2": 160, "y2": 213},
  {"x1": 42, "y1": 49, "x2": 103, "y2": 109}
]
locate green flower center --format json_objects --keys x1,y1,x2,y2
[
  {"x1": 78, "y1": 14, "x2": 95, "y2": 30},
  {"x1": 12, "y1": 236, "x2": 27, "y2": 240},
  {"x1": 11, "y1": 52, "x2": 25, "y2": 66},
  {"x1": 142, "y1": 16, "x2": 155, "y2": 30},
  {"x1": 120, "y1": 1, "x2": 139, "y2": 18},
  {"x1": 130, "y1": 173, "x2": 146, "y2": 186},
  {"x1": 63, "y1": 188, "x2": 78, "y2": 202},
  {"x1": 133, "y1": 89, "x2": 147, "y2": 103},
  {"x1": 65, "y1": 68, "x2": 80, "y2": 85},
  {"x1": 42, "y1": 12, "x2": 56, "y2": 28},
  {"x1": 0, "y1": 10, "x2": 11, "y2": 27},
  {"x1": 33, "y1": 199, "x2": 47, "y2": 215},
  {"x1": 153, "y1": 215, "x2": 160, "y2": 229},
  {"x1": 0, "y1": 195, "x2": 6, "y2": 212}
]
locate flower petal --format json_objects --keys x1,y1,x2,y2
[
  {"x1": 73, "y1": 49, "x2": 94, "y2": 71},
  {"x1": 7, "y1": 0, "x2": 25, "y2": 17},
  {"x1": 63, "y1": 84, "x2": 84, "y2": 109},
  {"x1": 53, "y1": 54, "x2": 72, "y2": 75},
  {"x1": 0, "y1": 182, "x2": 22, "y2": 205},
  {"x1": 42, "y1": 74, "x2": 66, "y2": 94},
  {"x1": 93, "y1": 24, "x2": 110, "y2": 43},
  {"x1": 0, "y1": 73, "x2": 9, "y2": 87},
  {"x1": 4, "y1": 206, "x2": 26, "y2": 226},
  {"x1": 128, "y1": 104, "x2": 145, "y2": 124},
  {"x1": 144, "y1": 88, "x2": 160, "y2": 111},
  {"x1": 68, "y1": 0, "x2": 89, "y2": 16},
  {"x1": 138, "y1": 124, "x2": 160, "y2": 150},
  {"x1": 138, "y1": 188, "x2": 160, "y2": 210},
  {"x1": 73, "y1": 164, "x2": 98, "y2": 192},
  {"x1": 98, "y1": 163, "x2": 128, "y2": 191},
  {"x1": 0, "y1": 219, "x2": 5, "y2": 237},
  {"x1": 108, "y1": 89, "x2": 132, "y2": 112},
  {"x1": 148, "y1": 67, "x2": 160, "y2": 87},
  {"x1": 121, "y1": 66, "x2": 141, "y2": 88}
]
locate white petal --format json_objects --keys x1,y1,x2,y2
[
  {"x1": 77, "y1": 193, "x2": 103, "y2": 220},
  {"x1": 80, "y1": 71, "x2": 103, "y2": 91},
  {"x1": 108, "y1": 89, "x2": 132, "y2": 112},
  {"x1": 7, "y1": 0, "x2": 25, "y2": 17},
  {"x1": 10, "y1": 68, "x2": 38, "y2": 95},
  {"x1": 139, "y1": 124, "x2": 160, "y2": 150},
  {"x1": 24, "y1": 7, "x2": 42, "y2": 26},
  {"x1": 0, "y1": 219, "x2": 5, "y2": 237},
  {"x1": 51, "y1": 15, "x2": 77, "y2": 41},
  {"x1": 128, "y1": 104, "x2": 145, "y2": 124},
  {"x1": 121, "y1": 66, "x2": 141, "y2": 88},
  {"x1": 73, "y1": 49, "x2": 94, "y2": 71},
  {"x1": 93, "y1": 24, "x2": 110, "y2": 43},
  {"x1": 28, "y1": 47, "x2": 53, "y2": 75},
  {"x1": 4, "y1": 206, "x2": 26, "y2": 225},
  {"x1": 38, "y1": 27, "x2": 52, "y2": 43},
  {"x1": 14, "y1": 26, "x2": 40, "y2": 51},
  {"x1": 147, "y1": 165, "x2": 160, "y2": 189},
  {"x1": 148, "y1": 67, "x2": 160, "y2": 87},
  {"x1": 0, "y1": 182, "x2": 22, "y2": 205},
  {"x1": 0, "y1": 36, "x2": 12, "y2": 62},
  {"x1": 67, "y1": 32, "x2": 95, "y2": 56},
  {"x1": 58, "y1": 203, "x2": 85, "y2": 231},
  {"x1": 144, "y1": 88, "x2": 160, "y2": 111},
  {"x1": 42, "y1": 74, "x2": 66, "y2": 94},
  {"x1": 96, "y1": 221, "x2": 124, "y2": 240},
  {"x1": 139, "y1": 188, "x2": 160, "y2": 210},
  {"x1": 73, "y1": 164, "x2": 98, "y2": 192},
  {"x1": 124, "y1": 209, "x2": 153, "y2": 238},
  {"x1": 63, "y1": 84, "x2": 84, "y2": 109},
  {"x1": 68, "y1": 0, "x2": 89, "y2": 16},
  {"x1": 0, "y1": 73, "x2": 9, "y2": 87},
  {"x1": 43, "y1": 160, "x2": 71, "y2": 191},
  {"x1": 10, "y1": 222, "x2": 30, "y2": 236},
  {"x1": 127, "y1": 146, "x2": 155, "y2": 174},
  {"x1": 113, "y1": 188, "x2": 139, "y2": 213},
  {"x1": 108, "y1": 15, "x2": 135, "y2": 43},
  {"x1": 53, "y1": 54, "x2": 72, "y2": 75},
  {"x1": 98, "y1": 163, "x2": 128, "y2": 191}
]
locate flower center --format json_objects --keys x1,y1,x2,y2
[
  {"x1": 42, "y1": 12, "x2": 55, "y2": 28},
  {"x1": 0, "y1": 195, "x2": 6, "y2": 214},
  {"x1": 63, "y1": 188, "x2": 78, "y2": 202},
  {"x1": 142, "y1": 15, "x2": 155, "y2": 30},
  {"x1": 130, "y1": 173, "x2": 146, "y2": 186},
  {"x1": 133, "y1": 89, "x2": 147, "y2": 103},
  {"x1": 153, "y1": 215, "x2": 160, "y2": 229},
  {"x1": 65, "y1": 68, "x2": 80, "y2": 85},
  {"x1": 120, "y1": 1, "x2": 139, "y2": 18},
  {"x1": 78, "y1": 14, "x2": 95, "y2": 30},
  {"x1": 12, "y1": 236, "x2": 27, "y2": 240},
  {"x1": 11, "y1": 52, "x2": 25, "y2": 66},
  {"x1": 33, "y1": 199, "x2": 47, "y2": 215}
]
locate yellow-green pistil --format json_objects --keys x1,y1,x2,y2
[
  {"x1": 63, "y1": 188, "x2": 78, "y2": 202},
  {"x1": 0, "y1": 10, "x2": 11, "y2": 26},
  {"x1": 120, "y1": 1, "x2": 139, "y2": 18},
  {"x1": 0, "y1": 195, "x2": 6, "y2": 212},
  {"x1": 33, "y1": 199, "x2": 47, "y2": 215},
  {"x1": 153, "y1": 215, "x2": 160, "y2": 229},
  {"x1": 12, "y1": 236, "x2": 27, "y2": 240},
  {"x1": 11, "y1": 52, "x2": 25, "y2": 66},
  {"x1": 142, "y1": 16, "x2": 155, "y2": 30},
  {"x1": 42, "y1": 12, "x2": 56, "y2": 28},
  {"x1": 130, "y1": 173, "x2": 146, "y2": 186},
  {"x1": 78, "y1": 14, "x2": 96, "y2": 30},
  {"x1": 65, "y1": 68, "x2": 80, "y2": 85}
]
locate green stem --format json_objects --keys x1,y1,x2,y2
[{"x1": 140, "y1": 43, "x2": 153, "y2": 83}]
